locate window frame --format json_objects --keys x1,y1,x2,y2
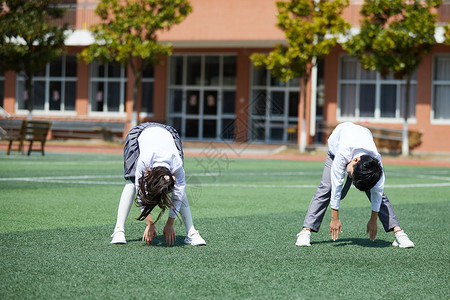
[
  {"x1": 337, "y1": 55, "x2": 417, "y2": 124},
  {"x1": 431, "y1": 54, "x2": 450, "y2": 125},
  {"x1": 15, "y1": 55, "x2": 78, "y2": 116},
  {"x1": 139, "y1": 65, "x2": 155, "y2": 118},
  {"x1": 88, "y1": 60, "x2": 127, "y2": 116},
  {"x1": 249, "y1": 64, "x2": 300, "y2": 144},
  {"x1": 167, "y1": 54, "x2": 237, "y2": 140}
]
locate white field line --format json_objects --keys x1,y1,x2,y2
[
  {"x1": 189, "y1": 171, "x2": 322, "y2": 177},
  {"x1": 1, "y1": 174, "x2": 450, "y2": 188},
  {"x1": 389, "y1": 173, "x2": 450, "y2": 181},
  {"x1": 0, "y1": 160, "x2": 120, "y2": 165}
]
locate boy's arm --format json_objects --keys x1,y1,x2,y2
[
  {"x1": 330, "y1": 152, "x2": 350, "y2": 211},
  {"x1": 330, "y1": 208, "x2": 343, "y2": 241},
  {"x1": 367, "y1": 211, "x2": 378, "y2": 241}
]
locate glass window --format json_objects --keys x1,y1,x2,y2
[
  {"x1": 221, "y1": 119, "x2": 234, "y2": 139},
  {"x1": 205, "y1": 56, "x2": 220, "y2": 86},
  {"x1": 203, "y1": 91, "x2": 218, "y2": 115},
  {"x1": 65, "y1": 81, "x2": 76, "y2": 111},
  {"x1": 49, "y1": 81, "x2": 62, "y2": 111},
  {"x1": 170, "y1": 89, "x2": 183, "y2": 113},
  {"x1": 203, "y1": 119, "x2": 216, "y2": 138},
  {"x1": 186, "y1": 90, "x2": 200, "y2": 114},
  {"x1": 168, "y1": 54, "x2": 237, "y2": 140},
  {"x1": 252, "y1": 67, "x2": 267, "y2": 86},
  {"x1": 107, "y1": 82, "x2": 121, "y2": 112},
  {"x1": 288, "y1": 92, "x2": 299, "y2": 117},
  {"x1": 339, "y1": 56, "x2": 416, "y2": 121},
  {"x1": 340, "y1": 57, "x2": 357, "y2": 80},
  {"x1": 222, "y1": 91, "x2": 235, "y2": 115},
  {"x1": 50, "y1": 57, "x2": 63, "y2": 77},
  {"x1": 187, "y1": 56, "x2": 201, "y2": 86},
  {"x1": 359, "y1": 84, "x2": 375, "y2": 117},
  {"x1": 16, "y1": 55, "x2": 77, "y2": 113},
  {"x1": 251, "y1": 90, "x2": 267, "y2": 116},
  {"x1": 380, "y1": 85, "x2": 397, "y2": 118},
  {"x1": 91, "y1": 82, "x2": 104, "y2": 112},
  {"x1": 433, "y1": 56, "x2": 450, "y2": 121},
  {"x1": 185, "y1": 119, "x2": 199, "y2": 137},
  {"x1": 223, "y1": 56, "x2": 237, "y2": 86},
  {"x1": 249, "y1": 65, "x2": 300, "y2": 143},
  {"x1": 170, "y1": 56, "x2": 183, "y2": 85},
  {"x1": 89, "y1": 61, "x2": 126, "y2": 114},
  {"x1": 270, "y1": 122, "x2": 284, "y2": 141},
  {"x1": 32, "y1": 81, "x2": 45, "y2": 110},
  {"x1": 141, "y1": 65, "x2": 154, "y2": 114},
  {"x1": 270, "y1": 91, "x2": 285, "y2": 115},
  {"x1": 340, "y1": 84, "x2": 356, "y2": 117},
  {"x1": 108, "y1": 62, "x2": 122, "y2": 78}
]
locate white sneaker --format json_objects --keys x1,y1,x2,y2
[
  {"x1": 184, "y1": 229, "x2": 206, "y2": 246},
  {"x1": 392, "y1": 230, "x2": 414, "y2": 248},
  {"x1": 111, "y1": 230, "x2": 126, "y2": 244},
  {"x1": 296, "y1": 230, "x2": 311, "y2": 247}
]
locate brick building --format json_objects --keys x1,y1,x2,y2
[{"x1": 1, "y1": 0, "x2": 449, "y2": 153}]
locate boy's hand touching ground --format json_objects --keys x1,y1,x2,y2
[
  {"x1": 366, "y1": 211, "x2": 378, "y2": 241},
  {"x1": 330, "y1": 209, "x2": 343, "y2": 241}
]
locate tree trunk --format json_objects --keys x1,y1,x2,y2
[
  {"x1": 131, "y1": 70, "x2": 142, "y2": 128},
  {"x1": 401, "y1": 75, "x2": 411, "y2": 156},
  {"x1": 25, "y1": 74, "x2": 33, "y2": 120},
  {"x1": 299, "y1": 76, "x2": 308, "y2": 153}
]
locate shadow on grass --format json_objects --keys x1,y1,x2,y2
[
  {"x1": 313, "y1": 238, "x2": 392, "y2": 248},
  {"x1": 123, "y1": 235, "x2": 187, "y2": 247}
]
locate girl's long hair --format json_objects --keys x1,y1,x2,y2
[{"x1": 135, "y1": 166, "x2": 175, "y2": 222}]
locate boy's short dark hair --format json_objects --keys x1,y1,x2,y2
[{"x1": 352, "y1": 155, "x2": 382, "y2": 191}]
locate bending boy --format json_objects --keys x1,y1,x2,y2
[{"x1": 296, "y1": 122, "x2": 414, "y2": 248}]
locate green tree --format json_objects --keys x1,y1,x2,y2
[
  {"x1": 0, "y1": 0, "x2": 68, "y2": 118},
  {"x1": 251, "y1": 0, "x2": 350, "y2": 152},
  {"x1": 345, "y1": 0, "x2": 441, "y2": 155},
  {"x1": 80, "y1": 0, "x2": 192, "y2": 127},
  {"x1": 444, "y1": 23, "x2": 450, "y2": 45}
]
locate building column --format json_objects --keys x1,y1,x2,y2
[
  {"x1": 76, "y1": 61, "x2": 89, "y2": 116},
  {"x1": 235, "y1": 50, "x2": 250, "y2": 142},
  {"x1": 153, "y1": 56, "x2": 167, "y2": 123},
  {"x1": 124, "y1": 64, "x2": 136, "y2": 135},
  {"x1": 3, "y1": 71, "x2": 16, "y2": 114}
]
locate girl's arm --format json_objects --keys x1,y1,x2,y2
[
  {"x1": 163, "y1": 217, "x2": 176, "y2": 245},
  {"x1": 142, "y1": 213, "x2": 157, "y2": 244}
]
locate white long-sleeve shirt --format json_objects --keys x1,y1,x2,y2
[
  {"x1": 328, "y1": 122, "x2": 384, "y2": 212},
  {"x1": 135, "y1": 126, "x2": 185, "y2": 218}
]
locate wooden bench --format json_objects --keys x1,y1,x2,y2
[
  {"x1": 368, "y1": 125, "x2": 422, "y2": 150},
  {"x1": 50, "y1": 120, "x2": 125, "y2": 141},
  {"x1": 318, "y1": 121, "x2": 422, "y2": 151},
  {"x1": 5, "y1": 120, "x2": 52, "y2": 156}
]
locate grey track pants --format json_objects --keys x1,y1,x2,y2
[{"x1": 302, "y1": 154, "x2": 400, "y2": 232}]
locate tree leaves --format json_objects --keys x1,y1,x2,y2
[
  {"x1": 250, "y1": 0, "x2": 350, "y2": 82},
  {"x1": 80, "y1": 0, "x2": 192, "y2": 69},
  {"x1": 345, "y1": 0, "x2": 441, "y2": 79}
]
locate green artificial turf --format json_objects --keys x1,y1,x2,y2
[{"x1": 0, "y1": 152, "x2": 449, "y2": 299}]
